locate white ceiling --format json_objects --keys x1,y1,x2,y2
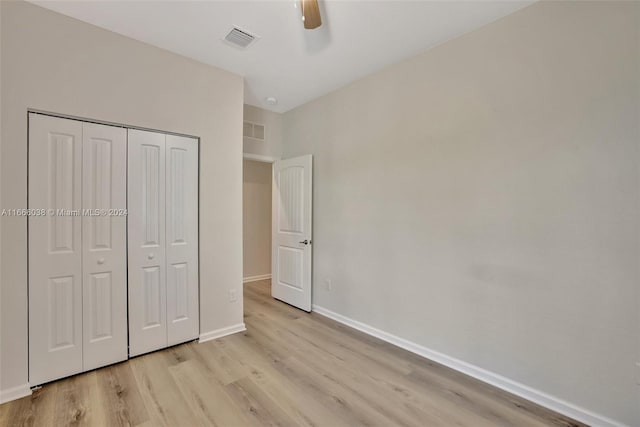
[{"x1": 30, "y1": 0, "x2": 534, "y2": 113}]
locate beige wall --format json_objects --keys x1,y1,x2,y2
[
  {"x1": 243, "y1": 104, "x2": 283, "y2": 160},
  {"x1": 0, "y1": 0, "x2": 244, "y2": 395},
  {"x1": 243, "y1": 159, "x2": 272, "y2": 279},
  {"x1": 282, "y1": 1, "x2": 640, "y2": 425}
]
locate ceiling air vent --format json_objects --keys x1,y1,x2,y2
[
  {"x1": 224, "y1": 27, "x2": 258, "y2": 49},
  {"x1": 244, "y1": 121, "x2": 265, "y2": 141}
]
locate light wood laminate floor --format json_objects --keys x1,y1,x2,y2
[{"x1": 0, "y1": 280, "x2": 584, "y2": 427}]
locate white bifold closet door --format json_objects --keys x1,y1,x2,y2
[
  {"x1": 128, "y1": 129, "x2": 199, "y2": 357},
  {"x1": 81, "y1": 122, "x2": 128, "y2": 371},
  {"x1": 127, "y1": 130, "x2": 167, "y2": 357},
  {"x1": 165, "y1": 135, "x2": 199, "y2": 346},
  {"x1": 28, "y1": 114, "x2": 127, "y2": 385}
]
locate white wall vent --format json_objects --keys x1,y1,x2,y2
[
  {"x1": 224, "y1": 27, "x2": 258, "y2": 49},
  {"x1": 243, "y1": 121, "x2": 265, "y2": 141}
]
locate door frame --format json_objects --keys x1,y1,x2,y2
[
  {"x1": 243, "y1": 153, "x2": 278, "y2": 164},
  {"x1": 28, "y1": 109, "x2": 199, "y2": 139}
]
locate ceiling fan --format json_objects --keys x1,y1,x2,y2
[{"x1": 300, "y1": 0, "x2": 322, "y2": 29}]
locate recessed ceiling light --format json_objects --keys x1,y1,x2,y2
[{"x1": 265, "y1": 97, "x2": 278, "y2": 106}]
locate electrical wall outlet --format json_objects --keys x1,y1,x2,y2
[
  {"x1": 324, "y1": 278, "x2": 333, "y2": 291},
  {"x1": 229, "y1": 289, "x2": 237, "y2": 302}
]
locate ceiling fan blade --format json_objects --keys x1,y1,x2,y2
[{"x1": 301, "y1": 0, "x2": 322, "y2": 29}]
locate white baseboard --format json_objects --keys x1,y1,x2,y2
[
  {"x1": 0, "y1": 383, "x2": 32, "y2": 404},
  {"x1": 198, "y1": 323, "x2": 246, "y2": 343},
  {"x1": 312, "y1": 305, "x2": 626, "y2": 427},
  {"x1": 243, "y1": 274, "x2": 271, "y2": 283}
]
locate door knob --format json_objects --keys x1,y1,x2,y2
[
  {"x1": 148, "y1": 253, "x2": 155, "y2": 260},
  {"x1": 299, "y1": 239, "x2": 310, "y2": 245},
  {"x1": 97, "y1": 258, "x2": 105, "y2": 265}
]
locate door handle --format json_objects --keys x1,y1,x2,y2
[
  {"x1": 97, "y1": 257, "x2": 105, "y2": 265},
  {"x1": 299, "y1": 240, "x2": 311, "y2": 245},
  {"x1": 148, "y1": 253, "x2": 155, "y2": 260}
]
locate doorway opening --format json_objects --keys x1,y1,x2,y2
[
  {"x1": 243, "y1": 153, "x2": 313, "y2": 313},
  {"x1": 242, "y1": 157, "x2": 273, "y2": 288}
]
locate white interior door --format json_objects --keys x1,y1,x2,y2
[
  {"x1": 29, "y1": 114, "x2": 83, "y2": 385},
  {"x1": 165, "y1": 135, "x2": 199, "y2": 345},
  {"x1": 82, "y1": 123, "x2": 128, "y2": 370},
  {"x1": 271, "y1": 155, "x2": 313, "y2": 312},
  {"x1": 127, "y1": 129, "x2": 167, "y2": 356}
]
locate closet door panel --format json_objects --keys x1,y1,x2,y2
[
  {"x1": 28, "y1": 113, "x2": 83, "y2": 385},
  {"x1": 128, "y1": 129, "x2": 167, "y2": 356},
  {"x1": 82, "y1": 123, "x2": 128, "y2": 370},
  {"x1": 166, "y1": 135, "x2": 199, "y2": 345}
]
